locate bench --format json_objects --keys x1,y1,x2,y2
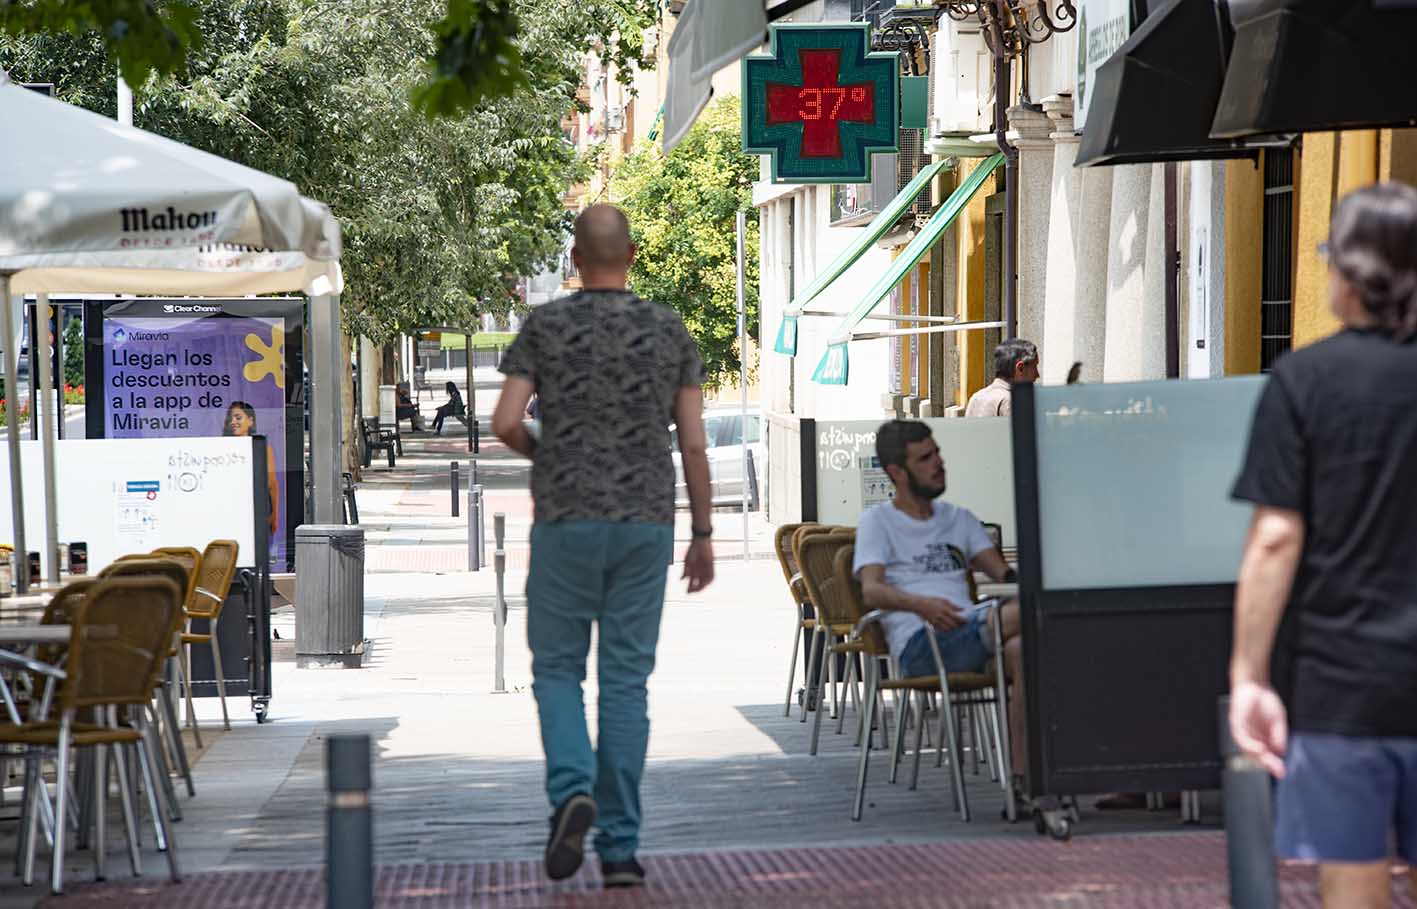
[{"x1": 361, "y1": 416, "x2": 396, "y2": 468}]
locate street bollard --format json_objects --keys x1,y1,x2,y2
[
  {"x1": 326, "y1": 735, "x2": 373, "y2": 909},
  {"x1": 1219, "y1": 696, "x2": 1278, "y2": 909},
  {"x1": 467, "y1": 484, "x2": 484, "y2": 571},
  {"x1": 450, "y1": 462, "x2": 460, "y2": 517},
  {"x1": 493, "y1": 512, "x2": 507, "y2": 693}
]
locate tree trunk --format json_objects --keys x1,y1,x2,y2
[{"x1": 341, "y1": 331, "x2": 360, "y2": 483}]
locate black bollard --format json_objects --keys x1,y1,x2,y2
[
  {"x1": 1219, "y1": 696, "x2": 1278, "y2": 909},
  {"x1": 450, "y1": 462, "x2": 460, "y2": 517},
  {"x1": 327, "y1": 735, "x2": 373, "y2": 909}
]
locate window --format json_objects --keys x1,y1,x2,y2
[{"x1": 1261, "y1": 149, "x2": 1295, "y2": 371}]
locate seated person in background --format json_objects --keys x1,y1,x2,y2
[
  {"x1": 854, "y1": 419, "x2": 1026, "y2": 788},
  {"x1": 433, "y1": 380, "x2": 465, "y2": 435},
  {"x1": 395, "y1": 382, "x2": 424, "y2": 431},
  {"x1": 965, "y1": 338, "x2": 1039, "y2": 417}
]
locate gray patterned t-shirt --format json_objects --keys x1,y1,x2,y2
[{"x1": 499, "y1": 289, "x2": 706, "y2": 525}]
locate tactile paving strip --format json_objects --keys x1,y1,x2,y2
[{"x1": 38, "y1": 833, "x2": 1416, "y2": 908}]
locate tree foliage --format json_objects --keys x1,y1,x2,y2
[
  {"x1": 0, "y1": 0, "x2": 655, "y2": 119},
  {"x1": 608, "y1": 96, "x2": 760, "y2": 389},
  {"x1": 1, "y1": 0, "x2": 651, "y2": 341},
  {"x1": 0, "y1": 0, "x2": 201, "y2": 87}
]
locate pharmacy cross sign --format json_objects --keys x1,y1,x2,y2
[{"x1": 743, "y1": 24, "x2": 900, "y2": 184}]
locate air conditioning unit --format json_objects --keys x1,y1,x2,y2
[{"x1": 930, "y1": 19, "x2": 992, "y2": 139}]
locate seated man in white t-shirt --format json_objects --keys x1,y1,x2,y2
[{"x1": 853, "y1": 419, "x2": 1025, "y2": 780}]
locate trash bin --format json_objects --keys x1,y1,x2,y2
[{"x1": 295, "y1": 525, "x2": 365, "y2": 668}]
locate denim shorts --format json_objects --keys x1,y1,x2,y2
[
  {"x1": 897, "y1": 615, "x2": 992, "y2": 678},
  {"x1": 1276, "y1": 732, "x2": 1417, "y2": 864}
]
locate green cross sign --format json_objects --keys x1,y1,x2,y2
[{"x1": 742, "y1": 24, "x2": 900, "y2": 184}]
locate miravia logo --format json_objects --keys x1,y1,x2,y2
[
  {"x1": 111, "y1": 327, "x2": 127, "y2": 346},
  {"x1": 120, "y1": 207, "x2": 219, "y2": 233}
]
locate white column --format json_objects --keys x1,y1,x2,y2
[
  {"x1": 1040, "y1": 95, "x2": 1081, "y2": 384},
  {"x1": 1103, "y1": 164, "x2": 1167, "y2": 382},
  {"x1": 1187, "y1": 161, "x2": 1227, "y2": 378},
  {"x1": 1009, "y1": 104, "x2": 1056, "y2": 348},
  {"x1": 1070, "y1": 108, "x2": 1114, "y2": 383}
]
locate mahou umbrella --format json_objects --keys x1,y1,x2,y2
[{"x1": 0, "y1": 72, "x2": 343, "y2": 592}]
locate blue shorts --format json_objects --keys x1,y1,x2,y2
[
  {"x1": 1276, "y1": 732, "x2": 1417, "y2": 864},
  {"x1": 898, "y1": 616, "x2": 992, "y2": 678}
]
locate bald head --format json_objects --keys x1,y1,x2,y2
[{"x1": 573, "y1": 204, "x2": 634, "y2": 273}]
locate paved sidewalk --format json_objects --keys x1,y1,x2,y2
[{"x1": 5, "y1": 395, "x2": 1405, "y2": 906}]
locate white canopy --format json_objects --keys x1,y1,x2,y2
[
  {"x1": 0, "y1": 72, "x2": 346, "y2": 594},
  {"x1": 0, "y1": 74, "x2": 342, "y2": 296}
]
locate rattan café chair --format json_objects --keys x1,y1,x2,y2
[
  {"x1": 0, "y1": 576, "x2": 184, "y2": 894},
  {"x1": 772, "y1": 522, "x2": 814, "y2": 716},
  {"x1": 97, "y1": 557, "x2": 196, "y2": 812},
  {"x1": 796, "y1": 530, "x2": 872, "y2": 757},
  {"x1": 792, "y1": 524, "x2": 855, "y2": 724},
  {"x1": 183, "y1": 539, "x2": 240, "y2": 732}
]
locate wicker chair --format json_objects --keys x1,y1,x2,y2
[
  {"x1": 0, "y1": 576, "x2": 184, "y2": 893},
  {"x1": 791, "y1": 524, "x2": 851, "y2": 723},
  {"x1": 186, "y1": 540, "x2": 240, "y2": 732},
  {"x1": 796, "y1": 531, "x2": 873, "y2": 756},
  {"x1": 838, "y1": 543, "x2": 1015, "y2": 823},
  {"x1": 97, "y1": 557, "x2": 196, "y2": 810},
  {"x1": 772, "y1": 522, "x2": 813, "y2": 716}
]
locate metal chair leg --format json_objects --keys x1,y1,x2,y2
[
  {"x1": 936, "y1": 684, "x2": 970, "y2": 821},
  {"x1": 135, "y1": 713, "x2": 180, "y2": 882},
  {"x1": 158, "y1": 676, "x2": 194, "y2": 798},
  {"x1": 909, "y1": 691, "x2": 927, "y2": 790},
  {"x1": 888, "y1": 691, "x2": 910, "y2": 785},
  {"x1": 852, "y1": 665, "x2": 880, "y2": 822},
  {"x1": 836, "y1": 656, "x2": 857, "y2": 736},
  {"x1": 92, "y1": 743, "x2": 107, "y2": 881},
  {"x1": 178, "y1": 646, "x2": 202, "y2": 748},
  {"x1": 146, "y1": 706, "x2": 182, "y2": 822},
  {"x1": 108, "y1": 734, "x2": 142, "y2": 877},
  {"x1": 784, "y1": 616, "x2": 803, "y2": 717},
  {"x1": 49, "y1": 712, "x2": 73, "y2": 895},
  {"x1": 809, "y1": 648, "x2": 830, "y2": 756},
  {"x1": 209, "y1": 627, "x2": 231, "y2": 732},
  {"x1": 799, "y1": 628, "x2": 823, "y2": 723}
]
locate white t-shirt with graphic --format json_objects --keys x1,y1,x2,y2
[{"x1": 852, "y1": 500, "x2": 995, "y2": 659}]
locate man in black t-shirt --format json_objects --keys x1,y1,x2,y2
[{"x1": 1231, "y1": 183, "x2": 1417, "y2": 904}]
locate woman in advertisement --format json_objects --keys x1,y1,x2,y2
[{"x1": 223, "y1": 401, "x2": 280, "y2": 537}]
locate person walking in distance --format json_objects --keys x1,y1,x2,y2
[
  {"x1": 1230, "y1": 183, "x2": 1417, "y2": 908},
  {"x1": 492, "y1": 204, "x2": 716, "y2": 889}
]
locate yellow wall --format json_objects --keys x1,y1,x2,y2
[
  {"x1": 956, "y1": 158, "x2": 990, "y2": 403},
  {"x1": 1224, "y1": 159, "x2": 1263, "y2": 375},
  {"x1": 1380, "y1": 128, "x2": 1417, "y2": 185}
]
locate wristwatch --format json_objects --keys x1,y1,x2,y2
[{"x1": 691, "y1": 526, "x2": 713, "y2": 540}]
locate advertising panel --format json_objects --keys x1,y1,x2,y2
[{"x1": 85, "y1": 298, "x2": 304, "y2": 570}]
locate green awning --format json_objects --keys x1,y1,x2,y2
[
  {"x1": 812, "y1": 152, "x2": 1004, "y2": 386},
  {"x1": 773, "y1": 157, "x2": 949, "y2": 357}
]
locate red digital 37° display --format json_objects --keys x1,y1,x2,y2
[{"x1": 765, "y1": 49, "x2": 876, "y2": 158}]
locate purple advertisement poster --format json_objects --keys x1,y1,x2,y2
[{"x1": 93, "y1": 301, "x2": 300, "y2": 567}]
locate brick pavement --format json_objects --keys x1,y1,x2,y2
[{"x1": 38, "y1": 837, "x2": 1416, "y2": 907}]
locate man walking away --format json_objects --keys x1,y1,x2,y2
[
  {"x1": 1230, "y1": 183, "x2": 1417, "y2": 908},
  {"x1": 964, "y1": 339, "x2": 1039, "y2": 417},
  {"x1": 492, "y1": 203, "x2": 716, "y2": 889}
]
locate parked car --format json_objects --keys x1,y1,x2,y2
[{"x1": 671, "y1": 407, "x2": 766, "y2": 511}]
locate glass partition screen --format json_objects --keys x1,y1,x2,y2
[{"x1": 1034, "y1": 377, "x2": 1266, "y2": 591}]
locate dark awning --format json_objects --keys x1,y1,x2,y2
[
  {"x1": 1076, "y1": 0, "x2": 1258, "y2": 166},
  {"x1": 1212, "y1": 0, "x2": 1417, "y2": 138}
]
